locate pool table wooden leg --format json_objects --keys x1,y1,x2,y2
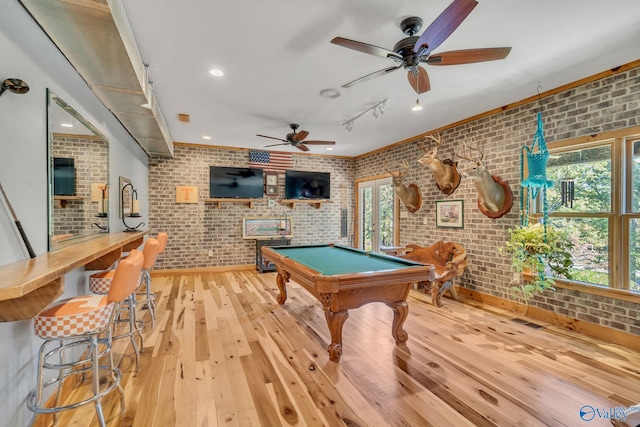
[
  {"x1": 325, "y1": 309, "x2": 349, "y2": 362},
  {"x1": 275, "y1": 270, "x2": 290, "y2": 304},
  {"x1": 386, "y1": 301, "x2": 409, "y2": 345}
]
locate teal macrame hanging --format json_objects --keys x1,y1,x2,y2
[{"x1": 520, "y1": 111, "x2": 553, "y2": 228}]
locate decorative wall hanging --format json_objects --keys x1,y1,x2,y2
[
  {"x1": 521, "y1": 88, "x2": 553, "y2": 227},
  {"x1": 176, "y1": 186, "x2": 198, "y2": 203},
  {"x1": 416, "y1": 133, "x2": 461, "y2": 195},
  {"x1": 456, "y1": 140, "x2": 513, "y2": 219},
  {"x1": 384, "y1": 160, "x2": 422, "y2": 213}
]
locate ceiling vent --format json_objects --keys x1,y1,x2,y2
[{"x1": 19, "y1": 0, "x2": 174, "y2": 158}]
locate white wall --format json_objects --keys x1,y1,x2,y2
[{"x1": 0, "y1": 0, "x2": 149, "y2": 425}]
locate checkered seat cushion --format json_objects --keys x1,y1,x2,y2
[
  {"x1": 89, "y1": 270, "x2": 115, "y2": 294},
  {"x1": 34, "y1": 295, "x2": 114, "y2": 339}
]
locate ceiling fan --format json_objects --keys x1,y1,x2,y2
[
  {"x1": 330, "y1": 0, "x2": 511, "y2": 94},
  {"x1": 256, "y1": 124, "x2": 336, "y2": 152}
]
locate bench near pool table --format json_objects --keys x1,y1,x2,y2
[{"x1": 261, "y1": 244, "x2": 435, "y2": 362}]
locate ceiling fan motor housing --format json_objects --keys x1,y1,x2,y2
[{"x1": 393, "y1": 36, "x2": 421, "y2": 69}]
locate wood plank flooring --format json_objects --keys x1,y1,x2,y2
[{"x1": 33, "y1": 271, "x2": 640, "y2": 426}]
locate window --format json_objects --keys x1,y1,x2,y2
[{"x1": 540, "y1": 130, "x2": 640, "y2": 292}]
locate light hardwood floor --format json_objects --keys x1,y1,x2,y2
[{"x1": 33, "y1": 271, "x2": 640, "y2": 426}]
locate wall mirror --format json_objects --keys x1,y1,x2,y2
[{"x1": 47, "y1": 89, "x2": 109, "y2": 250}]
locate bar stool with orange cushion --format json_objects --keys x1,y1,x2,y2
[
  {"x1": 137, "y1": 232, "x2": 167, "y2": 327},
  {"x1": 88, "y1": 237, "x2": 159, "y2": 371},
  {"x1": 27, "y1": 249, "x2": 144, "y2": 427}
]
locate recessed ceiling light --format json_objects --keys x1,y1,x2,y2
[
  {"x1": 209, "y1": 69, "x2": 224, "y2": 77},
  {"x1": 202, "y1": 135, "x2": 212, "y2": 140},
  {"x1": 61, "y1": 123, "x2": 73, "y2": 128},
  {"x1": 320, "y1": 88, "x2": 341, "y2": 99},
  {"x1": 326, "y1": 147, "x2": 333, "y2": 151}
]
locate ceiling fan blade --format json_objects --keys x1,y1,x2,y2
[
  {"x1": 342, "y1": 65, "x2": 402, "y2": 88},
  {"x1": 331, "y1": 37, "x2": 402, "y2": 60},
  {"x1": 302, "y1": 140, "x2": 336, "y2": 145},
  {"x1": 293, "y1": 130, "x2": 309, "y2": 141},
  {"x1": 407, "y1": 67, "x2": 431, "y2": 94},
  {"x1": 427, "y1": 47, "x2": 512, "y2": 65},
  {"x1": 264, "y1": 142, "x2": 290, "y2": 147},
  {"x1": 257, "y1": 134, "x2": 287, "y2": 142},
  {"x1": 296, "y1": 144, "x2": 310, "y2": 152},
  {"x1": 413, "y1": 0, "x2": 478, "y2": 56}
]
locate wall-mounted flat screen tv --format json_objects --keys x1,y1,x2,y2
[
  {"x1": 53, "y1": 157, "x2": 76, "y2": 196},
  {"x1": 284, "y1": 170, "x2": 330, "y2": 200},
  {"x1": 209, "y1": 166, "x2": 264, "y2": 198}
]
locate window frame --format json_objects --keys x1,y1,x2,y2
[{"x1": 532, "y1": 126, "x2": 640, "y2": 301}]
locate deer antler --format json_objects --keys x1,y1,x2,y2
[
  {"x1": 400, "y1": 160, "x2": 411, "y2": 178},
  {"x1": 384, "y1": 161, "x2": 410, "y2": 178},
  {"x1": 417, "y1": 133, "x2": 442, "y2": 154},
  {"x1": 383, "y1": 162, "x2": 399, "y2": 178},
  {"x1": 455, "y1": 139, "x2": 484, "y2": 164}
]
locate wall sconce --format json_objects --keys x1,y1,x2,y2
[
  {"x1": 0, "y1": 78, "x2": 30, "y2": 98},
  {"x1": 342, "y1": 99, "x2": 388, "y2": 132},
  {"x1": 96, "y1": 183, "x2": 108, "y2": 218},
  {"x1": 560, "y1": 178, "x2": 575, "y2": 208},
  {"x1": 121, "y1": 181, "x2": 145, "y2": 232}
]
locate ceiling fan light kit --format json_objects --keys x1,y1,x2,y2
[{"x1": 330, "y1": 0, "x2": 511, "y2": 96}]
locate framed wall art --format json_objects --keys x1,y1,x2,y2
[{"x1": 436, "y1": 200, "x2": 464, "y2": 228}]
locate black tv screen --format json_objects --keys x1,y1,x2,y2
[
  {"x1": 209, "y1": 166, "x2": 264, "y2": 198},
  {"x1": 53, "y1": 157, "x2": 75, "y2": 196},
  {"x1": 284, "y1": 170, "x2": 330, "y2": 200}
]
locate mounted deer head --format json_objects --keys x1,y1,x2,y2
[
  {"x1": 417, "y1": 133, "x2": 461, "y2": 195},
  {"x1": 456, "y1": 139, "x2": 513, "y2": 218},
  {"x1": 384, "y1": 160, "x2": 422, "y2": 213}
]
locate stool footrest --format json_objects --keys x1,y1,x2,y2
[{"x1": 27, "y1": 366, "x2": 121, "y2": 415}]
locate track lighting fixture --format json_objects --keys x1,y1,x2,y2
[{"x1": 342, "y1": 99, "x2": 388, "y2": 132}]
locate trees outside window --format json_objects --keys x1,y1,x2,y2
[{"x1": 542, "y1": 132, "x2": 640, "y2": 292}]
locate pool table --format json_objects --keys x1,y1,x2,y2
[{"x1": 261, "y1": 244, "x2": 435, "y2": 362}]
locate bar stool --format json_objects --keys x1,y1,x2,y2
[
  {"x1": 27, "y1": 250, "x2": 144, "y2": 427},
  {"x1": 89, "y1": 237, "x2": 159, "y2": 371},
  {"x1": 138, "y1": 232, "x2": 167, "y2": 327}
]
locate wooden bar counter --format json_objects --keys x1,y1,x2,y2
[{"x1": 0, "y1": 231, "x2": 147, "y2": 322}]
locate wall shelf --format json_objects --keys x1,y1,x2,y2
[
  {"x1": 204, "y1": 198, "x2": 259, "y2": 208},
  {"x1": 0, "y1": 231, "x2": 148, "y2": 322},
  {"x1": 279, "y1": 199, "x2": 332, "y2": 209},
  {"x1": 53, "y1": 195, "x2": 83, "y2": 208}
]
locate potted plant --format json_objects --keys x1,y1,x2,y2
[{"x1": 500, "y1": 222, "x2": 574, "y2": 303}]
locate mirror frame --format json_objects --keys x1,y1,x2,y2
[{"x1": 47, "y1": 89, "x2": 110, "y2": 250}]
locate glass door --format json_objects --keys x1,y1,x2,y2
[{"x1": 357, "y1": 177, "x2": 395, "y2": 252}]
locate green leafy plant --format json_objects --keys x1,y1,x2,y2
[{"x1": 500, "y1": 222, "x2": 574, "y2": 301}]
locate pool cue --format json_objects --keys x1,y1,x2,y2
[{"x1": 0, "y1": 182, "x2": 36, "y2": 258}]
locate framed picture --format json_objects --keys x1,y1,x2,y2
[
  {"x1": 242, "y1": 216, "x2": 293, "y2": 239},
  {"x1": 436, "y1": 200, "x2": 464, "y2": 228},
  {"x1": 265, "y1": 173, "x2": 278, "y2": 196}
]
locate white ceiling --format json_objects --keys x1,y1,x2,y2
[{"x1": 119, "y1": 0, "x2": 640, "y2": 157}]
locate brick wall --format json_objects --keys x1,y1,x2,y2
[
  {"x1": 147, "y1": 66, "x2": 639, "y2": 335},
  {"x1": 51, "y1": 134, "x2": 108, "y2": 238},
  {"x1": 148, "y1": 146, "x2": 355, "y2": 270},
  {"x1": 356, "y1": 66, "x2": 640, "y2": 335}
]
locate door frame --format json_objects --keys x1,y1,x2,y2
[{"x1": 355, "y1": 173, "x2": 399, "y2": 250}]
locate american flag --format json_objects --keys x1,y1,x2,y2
[{"x1": 248, "y1": 150, "x2": 293, "y2": 174}]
